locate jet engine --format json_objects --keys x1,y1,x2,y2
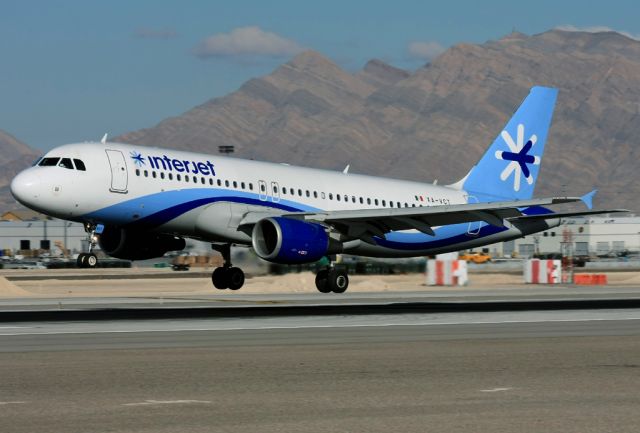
[
  {"x1": 251, "y1": 217, "x2": 339, "y2": 264},
  {"x1": 98, "y1": 226, "x2": 186, "y2": 261}
]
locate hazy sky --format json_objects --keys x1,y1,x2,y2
[{"x1": 2, "y1": 0, "x2": 639, "y2": 151}]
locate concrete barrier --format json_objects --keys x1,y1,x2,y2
[
  {"x1": 524, "y1": 259, "x2": 561, "y2": 284},
  {"x1": 427, "y1": 260, "x2": 468, "y2": 286}
]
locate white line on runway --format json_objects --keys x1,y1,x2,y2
[
  {"x1": 480, "y1": 388, "x2": 513, "y2": 393},
  {"x1": 1, "y1": 315, "x2": 640, "y2": 336},
  {"x1": 0, "y1": 401, "x2": 27, "y2": 405},
  {"x1": 122, "y1": 400, "x2": 211, "y2": 406}
]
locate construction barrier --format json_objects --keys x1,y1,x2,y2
[
  {"x1": 427, "y1": 260, "x2": 468, "y2": 286},
  {"x1": 524, "y1": 259, "x2": 561, "y2": 284},
  {"x1": 573, "y1": 274, "x2": 608, "y2": 285}
]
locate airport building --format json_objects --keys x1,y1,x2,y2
[{"x1": 486, "y1": 214, "x2": 640, "y2": 258}]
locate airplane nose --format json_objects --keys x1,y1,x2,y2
[{"x1": 10, "y1": 170, "x2": 41, "y2": 206}]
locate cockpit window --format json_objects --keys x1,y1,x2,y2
[
  {"x1": 58, "y1": 158, "x2": 74, "y2": 169},
  {"x1": 39, "y1": 157, "x2": 60, "y2": 167},
  {"x1": 73, "y1": 159, "x2": 86, "y2": 171}
]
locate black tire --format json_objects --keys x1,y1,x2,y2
[
  {"x1": 86, "y1": 253, "x2": 98, "y2": 268},
  {"x1": 76, "y1": 253, "x2": 87, "y2": 268},
  {"x1": 227, "y1": 267, "x2": 245, "y2": 291},
  {"x1": 211, "y1": 267, "x2": 229, "y2": 290},
  {"x1": 328, "y1": 269, "x2": 349, "y2": 294},
  {"x1": 315, "y1": 269, "x2": 331, "y2": 293}
]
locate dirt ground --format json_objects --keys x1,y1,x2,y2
[{"x1": 1, "y1": 270, "x2": 639, "y2": 298}]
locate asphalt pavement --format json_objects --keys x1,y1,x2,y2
[{"x1": 1, "y1": 309, "x2": 640, "y2": 433}]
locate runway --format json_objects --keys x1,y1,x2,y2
[{"x1": 2, "y1": 309, "x2": 640, "y2": 432}]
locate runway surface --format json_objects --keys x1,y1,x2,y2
[{"x1": 2, "y1": 309, "x2": 640, "y2": 432}]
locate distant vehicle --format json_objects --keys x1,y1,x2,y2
[
  {"x1": 459, "y1": 251, "x2": 492, "y2": 264},
  {"x1": 10, "y1": 86, "x2": 625, "y2": 293}
]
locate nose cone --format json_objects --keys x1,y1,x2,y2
[{"x1": 10, "y1": 169, "x2": 41, "y2": 208}]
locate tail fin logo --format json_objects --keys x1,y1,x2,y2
[{"x1": 494, "y1": 123, "x2": 540, "y2": 191}]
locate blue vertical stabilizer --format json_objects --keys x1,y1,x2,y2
[{"x1": 461, "y1": 86, "x2": 558, "y2": 202}]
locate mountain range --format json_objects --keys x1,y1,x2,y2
[{"x1": 4, "y1": 29, "x2": 639, "y2": 212}]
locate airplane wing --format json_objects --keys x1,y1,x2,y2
[{"x1": 239, "y1": 196, "x2": 625, "y2": 244}]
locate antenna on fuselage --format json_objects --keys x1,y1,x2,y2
[
  {"x1": 343, "y1": 164, "x2": 350, "y2": 174},
  {"x1": 101, "y1": 133, "x2": 108, "y2": 144}
]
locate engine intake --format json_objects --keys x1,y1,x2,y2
[
  {"x1": 252, "y1": 217, "x2": 337, "y2": 264},
  {"x1": 98, "y1": 226, "x2": 185, "y2": 261}
]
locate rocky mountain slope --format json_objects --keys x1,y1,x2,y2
[
  {"x1": 118, "y1": 29, "x2": 640, "y2": 211},
  {"x1": 0, "y1": 130, "x2": 39, "y2": 211}
]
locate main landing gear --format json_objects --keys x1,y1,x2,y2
[
  {"x1": 315, "y1": 259, "x2": 349, "y2": 294},
  {"x1": 77, "y1": 223, "x2": 100, "y2": 268},
  {"x1": 211, "y1": 244, "x2": 245, "y2": 291}
]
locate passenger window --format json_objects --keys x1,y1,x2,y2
[
  {"x1": 177, "y1": 174, "x2": 181, "y2": 181},
  {"x1": 329, "y1": 193, "x2": 333, "y2": 200},
  {"x1": 135, "y1": 169, "x2": 140, "y2": 176},
  {"x1": 58, "y1": 158, "x2": 73, "y2": 169},
  {"x1": 298, "y1": 189, "x2": 302, "y2": 196},
  {"x1": 282, "y1": 187, "x2": 286, "y2": 195},
  {"x1": 241, "y1": 182, "x2": 245, "y2": 189},
  {"x1": 233, "y1": 181, "x2": 237, "y2": 188},
  {"x1": 336, "y1": 194, "x2": 341, "y2": 202},
  {"x1": 39, "y1": 157, "x2": 60, "y2": 167},
  {"x1": 260, "y1": 183, "x2": 266, "y2": 192},
  {"x1": 352, "y1": 196, "x2": 356, "y2": 203},
  {"x1": 289, "y1": 188, "x2": 294, "y2": 195},
  {"x1": 321, "y1": 192, "x2": 326, "y2": 199},
  {"x1": 367, "y1": 198, "x2": 371, "y2": 205},
  {"x1": 382, "y1": 200, "x2": 386, "y2": 207},
  {"x1": 306, "y1": 190, "x2": 310, "y2": 197},
  {"x1": 249, "y1": 183, "x2": 253, "y2": 190},
  {"x1": 374, "y1": 199, "x2": 379, "y2": 206},
  {"x1": 389, "y1": 202, "x2": 393, "y2": 208},
  {"x1": 217, "y1": 179, "x2": 221, "y2": 186},
  {"x1": 160, "y1": 172, "x2": 165, "y2": 179},
  {"x1": 274, "y1": 185, "x2": 279, "y2": 194},
  {"x1": 152, "y1": 171, "x2": 157, "y2": 178},
  {"x1": 144, "y1": 170, "x2": 148, "y2": 177},
  {"x1": 397, "y1": 202, "x2": 401, "y2": 208},
  {"x1": 226, "y1": 180, "x2": 230, "y2": 187},
  {"x1": 201, "y1": 177, "x2": 205, "y2": 184},
  {"x1": 73, "y1": 159, "x2": 86, "y2": 171},
  {"x1": 209, "y1": 178, "x2": 213, "y2": 185},
  {"x1": 313, "y1": 191, "x2": 318, "y2": 198},
  {"x1": 169, "y1": 173, "x2": 173, "y2": 180},
  {"x1": 359, "y1": 197, "x2": 363, "y2": 204}
]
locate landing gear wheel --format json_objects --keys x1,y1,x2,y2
[
  {"x1": 315, "y1": 269, "x2": 331, "y2": 293},
  {"x1": 227, "y1": 267, "x2": 245, "y2": 291},
  {"x1": 76, "y1": 253, "x2": 87, "y2": 268},
  {"x1": 328, "y1": 268, "x2": 349, "y2": 293},
  {"x1": 85, "y1": 253, "x2": 98, "y2": 268},
  {"x1": 212, "y1": 267, "x2": 230, "y2": 290}
]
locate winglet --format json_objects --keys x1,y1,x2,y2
[
  {"x1": 343, "y1": 164, "x2": 350, "y2": 174},
  {"x1": 580, "y1": 189, "x2": 597, "y2": 210},
  {"x1": 101, "y1": 133, "x2": 108, "y2": 144}
]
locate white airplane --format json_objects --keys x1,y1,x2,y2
[{"x1": 10, "y1": 86, "x2": 623, "y2": 293}]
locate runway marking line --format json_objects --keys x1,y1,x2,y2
[
  {"x1": 1, "y1": 316, "x2": 640, "y2": 336},
  {"x1": 480, "y1": 387, "x2": 513, "y2": 393},
  {"x1": 0, "y1": 401, "x2": 27, "y2": 405},
  {"x1": 122, "y1": 400, "x2": 211, "y2": 406}
]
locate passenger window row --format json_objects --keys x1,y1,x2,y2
[
  {"x1": 134, "y1": 169, "x2": 447, "y2": 209},
  {"x1": 38, "y1": 157, "x2": 86, "y2": 171},
  {"x1": 135, "y1": 169, "x2": 254, "y2": 191}
]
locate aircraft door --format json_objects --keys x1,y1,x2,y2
[
  {"x1": 258, "y1": 180, "x2": 268, "y2": 201},
  {"x1": 466, "y1": 195, "x2": 481, "y2": 236},
  {"x1": 270, "y1": 181, "x2": 280, "y2": 203},
  {"x1": 105, "y1": 149, "x2": 128, "y2": 193}
]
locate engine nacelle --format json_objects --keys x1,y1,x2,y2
[
  {"x1": 251, "y1": 217, "x2": 335, "y2": 264},
  {"x1": 98, "y1": 226, "x2": 186, "y2": 261}
]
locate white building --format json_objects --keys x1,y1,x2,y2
[
  {"x1": 0, "y1": 220, "x2": 87, "y2": 255},
  {"x1": 488, "y1": 215, "x2": 640, "y2": 258}
]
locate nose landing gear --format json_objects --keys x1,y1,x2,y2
[
  {"x1": 211, "y1": 244, "x2": 245, "y2": 290},
  {"x1": 77, "y1": 223, "x2": 101, "y2": 268}
]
